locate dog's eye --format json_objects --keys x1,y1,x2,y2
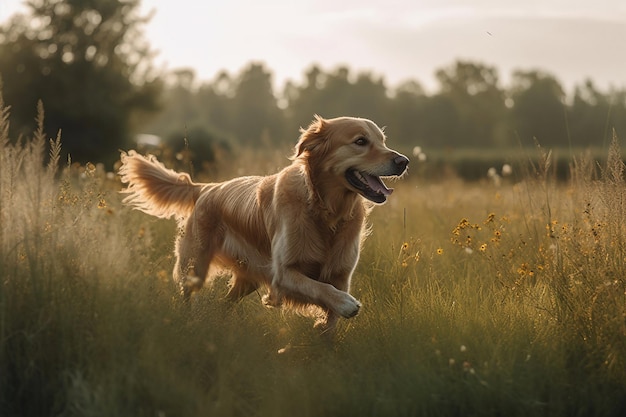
[{"x1": 354, "y1": 137, "x2": 369, "y2": 146}]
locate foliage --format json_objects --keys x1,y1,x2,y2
[
  {"x1": 284, "y1": 65, "x2": 389, "y2": 130},
  {"x1": 162, "y1": 125, "x2": 233, "y2": 178},
  {"x1": 1, "y1": 94, "x2": 625, "y2": 417},
  {"x1": 142, "y1": 61, "x2": 626, "y2": 164},
  {"x1": 1, "y1": 1, "x2": 625, "y2": 168},
  {"x1": 230, "y1": 63, "x2": 285, "y2": 146},
  {"x1": 510, "y1": 70, "x2": 569, "y2": 147},
  {"x1": 435, "y1": 61, "x2": 508, "y2": 147},
  {"x1": 0, "y1": 0, "x2": 161, "y2": 165},
  {"x1": 144, "y1": 63, "x2": 286, "y2": 150}
]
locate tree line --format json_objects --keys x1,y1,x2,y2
[
  {"x1": 149, "y1": 62, "x2": 626, "y2": 153},
  {"x1": 1, "y1": 0, "x2": 625, "y2": 166}
]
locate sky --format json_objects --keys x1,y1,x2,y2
[{"x1": 1, "y1": 0, "x2": 626, "y2": 93}]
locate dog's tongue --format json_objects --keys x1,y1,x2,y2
[{"x1": 364, "y1": 173, "x2": 393, "y2": 196}]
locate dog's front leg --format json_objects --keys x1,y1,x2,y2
[{"x1": 265, "y1": 265, "x2": 361, "y2": 319}]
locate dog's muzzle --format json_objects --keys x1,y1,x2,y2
[
  {"x1": 392, "y1": 154, "x2": 410, "y2": 176},
  {"x1": 346, "y1": 153, "x2": 409, "y2": 204}
]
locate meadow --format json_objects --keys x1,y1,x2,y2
[{"x1": 1, "y1": 105, "x2": 625, "y2": 416}]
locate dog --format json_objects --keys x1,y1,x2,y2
[{"x1": 119, "y1": 115, "x2": 409, "y2": 330}]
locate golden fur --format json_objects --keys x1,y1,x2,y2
[{"x1": 119, "y1": 116, "x2": 409, "y2": 330}]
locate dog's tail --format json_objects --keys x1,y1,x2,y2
[{"x1": 119, "y1": 150, "x2": 203, "y2": 219}]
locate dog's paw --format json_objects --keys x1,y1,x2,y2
[
  {"x1": 262, "y1": 293, "x2": 282, "y2": 308},
  {"x1": 337, "y1": 294, "x2": 361, "y2": 318}
]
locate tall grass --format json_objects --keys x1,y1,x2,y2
[{"x1": 1, "y1": 93, "x2": 625, "y2": 416}]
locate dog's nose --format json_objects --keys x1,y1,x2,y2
[{"x1": 394, "y1": 154, "x2": 409, "y2": 172}]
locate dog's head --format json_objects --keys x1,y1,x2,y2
[{"x1": 295, "y1": 115, "x2": 409, "y2": 204}]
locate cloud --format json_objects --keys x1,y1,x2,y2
[
  {"x1": 284, "y1": 14, "x2": 626, "y2": 92},
  {"x1": 138, "y1": 0, "x2": 626, "y2": 92}
]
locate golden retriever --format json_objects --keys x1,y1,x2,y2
[{"x1": 119, "y1": 115, "x2": 409, "y2": 330}]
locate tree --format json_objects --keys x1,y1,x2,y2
[
  {"x1": 0, "y1": 0, "x2": 161, "y2": 165},
  {"x1": 141, "y1": 68, "x2": 200, "y2": 139},
  {"x1": 282, "y1": 64, "x2": 326, "y2": 131},
  {"x1": 284, "y1": 65, "x2": 391, "y2": 135},
  {"x1": 509, "y1": 70, "x2": 568, "y2": 147},
  {"x1": 229, "y1": 62, "x2": 284, "y2": 146},
  {"x1": 388, "y1": 80, "x2": 429, "y2": 147},
  {"x1": 569, "y1": 80, "x2": 626, "y2": 147},
  {"x1": 435, "y1": 60, "x2": 507, "y2": 147},
  {"x1": 197, "y1": 71, "x2": 235, "y2": 138}
]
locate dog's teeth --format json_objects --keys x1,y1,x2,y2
[{"x1": 356, "y1": 171, "x2": 369, "y2": 187}]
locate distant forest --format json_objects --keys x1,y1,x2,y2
[
  {"x1": 1, "y1": 0, "x2": 625, "y2": 167},
  {"x1": 145, "y1": 61, "x2": 626, "y2": 158}
]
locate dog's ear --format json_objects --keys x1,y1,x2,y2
[{"x1": 294, "y1": 115, "x2": 330, "y2": 158}]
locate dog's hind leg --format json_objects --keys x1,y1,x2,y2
[
  {"x1": 226, "y1": 274, "x2": 259, "y2": 301},
  {"x1": 315, "y1": 310, "x2": 339, "y2": 333},
  {"x1": 173, "y1": 215, "x2": 216, "y2": 301}
]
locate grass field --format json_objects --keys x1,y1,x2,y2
[{"x1": 1, "y1": 107, "x2": 625, "y2": 416}]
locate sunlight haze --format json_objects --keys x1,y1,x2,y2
[{"x1": 1, "y1": 0, "x2": 625, "y2": 91}]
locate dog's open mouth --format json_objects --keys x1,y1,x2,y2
[{"x1": 345, "y1": 169, "x2": 393, "y2": 204}]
